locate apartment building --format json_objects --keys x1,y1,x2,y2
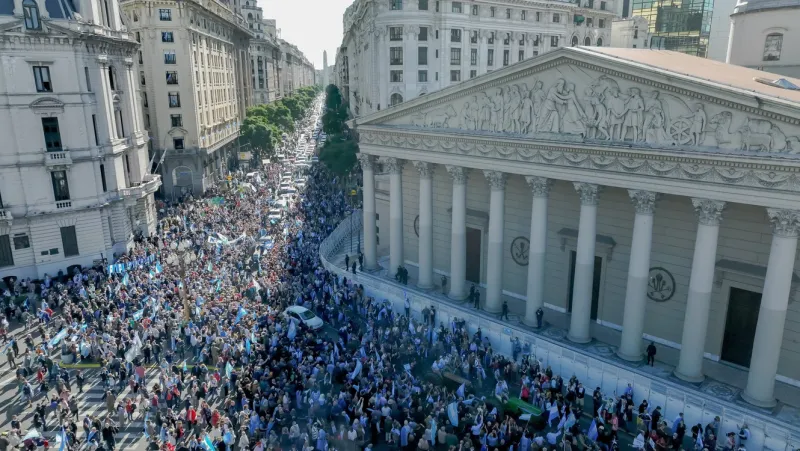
[
  {"x1": 122, "y1": 0, "x2": 253, "y2": 198},
  {"x1": 241, "y1": 0, "x2": 281, "y2": 104},
  {"x1": 336, "y1": 0, "x2": 617, "y2": 116},
  {"x1": 279, "y1": 40, "x2": 317, "y2": 96},
  {"x1": 0, "y1": 0, "x2": 160, "y2": 279}
]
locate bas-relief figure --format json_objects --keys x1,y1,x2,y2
[{"x1": 392, "y1": 66, "x2": 800, "y2": 155}]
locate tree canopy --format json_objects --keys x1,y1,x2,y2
[{"x1": 319, "y1": 84, "x2": 360, "y2": 181}]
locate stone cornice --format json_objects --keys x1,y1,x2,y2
[{"x1": 358, "y1": 127, "x2": 800, "y2": 195}]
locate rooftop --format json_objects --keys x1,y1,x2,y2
[
  {"x1": 732, "y1": 0, "x2": 800, "y2": 14},
  {"x1": 577, "y1": 47, "x2": 800, "y2": 104}
]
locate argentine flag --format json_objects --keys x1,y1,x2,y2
[
  {"x1": 225, "y1": 361, "x2": 234, "y2": 379},
  {"x1": 349, "y1": 360, "x2": 362, "y2": 380},
  {"x1": 456, "y1": 383, "x2": 466, "y2": 399},
  {"x1": 447, "y1": 402, "x2": 459, "y2": 426},
  {"x1": 202, "y1": 435, "x2": 215, "y2": 451}
]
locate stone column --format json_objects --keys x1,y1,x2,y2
[
  {"x1": 478, "y1": 30, "x2": 489, "y2": 75},
  {"x1": 359, "y1": 154, "x2": 378, "y2": 270},
  {"x1": 743, "y1": 209, "x2": 800, "y2": 407},
  {"x1": 447, "y1": 165, "x2": 468, "y2": 300},
  {"x1": 386, "y1": 157, "x2": 405, "y2": 274},
  {"x1": 377, "y1": 26, "x2": 389, "y2": 110},
  {"x1": 524, "y1": 176, "x2": 551, "y2": 326},
  {"x1": 414, "y1": 161, "x2": 434, "y2": 289},
  {"x1": 674, "y1": 198, "x2": 725, "y2": 382},
  {"x1": 568, "y1": 182, "x2": 601, "y2": 343},
  {"x1": 618, "y1": 190, "x2": 658, "y2": 361},
  {"x1": 484, "y1": 171, "x2": 507, "y2": 313},
  {"x1": 95, "y1": 56, "x2": 116, "y2": 141}
]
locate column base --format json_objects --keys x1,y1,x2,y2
[
  {"x1": 741, "y1": 390, "x2": 777, "y2": 408},
  {"x1": 673, "y1": 369, "x2": 705, "y2": 384},
  {"x1": 567, "y1": 334, "x2": 591, "y2": 344},
  {"x1": 363, "y1": 263, "x2": 381, "y2": 272},
  {"x1": 416, "y1": 283, "x2": 435, "y2": 290},
  {"x1": 616, "y1": 350, "x2": 643, "y2": 362},
  {"x1": 522, "y1": 318, "x2": 541, "y2": 328},
  {"x1": 484, "y1": 305, "x2": 502, "y2": 314},
  {"x1": 448, "y1": 292, "x2": 468, "y2": 301}
]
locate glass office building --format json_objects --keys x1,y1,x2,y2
[{"x1": 630, "y1": 0, "x2": 714, "y2": 56}]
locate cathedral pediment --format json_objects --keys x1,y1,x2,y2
[{"x1": 356, "y1": 47, "x2": 800, "y2": 156}]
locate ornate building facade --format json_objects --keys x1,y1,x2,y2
[
  {"x1": 355, "y1": 47, "x2": 800, "y2": 414},
  {"x1": 726, "y1": 0, "x2": 800, "y2": 79},
  {"x1": 336, "y1": 0, "x2": 618, "y2": 117},
  {"x1": 0, "y1": 0, "x2": 160, "y2": 279}
]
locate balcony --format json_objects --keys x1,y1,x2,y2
[
  {"x1": 119, "y1": 174, "x2": 162, "y2": 205},
  {"x1": 55, "y1": 200, "x2": 72, "y2": 209},
  {"x1": 44, "y1": 150, "x2": 72, "y2": 168},
  {"x1": 0, "y1": 208, "x2": 13, "y2": 225}
]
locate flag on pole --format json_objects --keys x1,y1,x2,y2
[
  {"x1": 49, "y1": 329, "x2": 69, "y2": 347},
  {"x1": 456, "y1": 383, "x2": 466, "y2": 399},
  {"x1": 225, "y1": 361, "x2": 233, "y2": 379},
  {"x1": 287, "y1": 319, "x2": 297, "y2": 340},
  {"x1": 349, "y1": 360, "x2": 362, "y2": 380},
  {"x1": 245, "y1": 338, "x2": 251, "y2": 355},
  {"x1": 202, "y1": 435, "x2": 215, "y2": 451},
  {"x1": 588, "y1": 419, "x2": 599, "y2": 441},
  {"x1": 235, "y1": 306, "x2": 247, "y2": 323},
  {"x1": 58, "y1": 427, "x2": 67, "y2": 451},
  {"x1": 143, "y1": 413, "x2": 150, "y2": 438},
  {"x1": 447, "y1": 402, "x2": 459, "y2": 426}
]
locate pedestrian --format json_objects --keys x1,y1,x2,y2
[
  {"x1": 536, "y1": 307, "x2": 544, "y2": 329},
  {"x1": 351, "y1": 261, "x2": 357, "y2": 274},
  {"x1": 358, "y1": 252, "x2": 363, "y2": 270},
  {"x1": 344, "y1": 254, "x2": 349, "y2": 270},
  {"x1": 404, "y1": 296, "x2": 410, "y2": 318},
  {"x1": 473, "y1": 289, "x2": 481, "y2": 310},
  {"x1": 441, "y1": 275, "x2": 447, "y2": 295},
  {"x1": 646, "y1": 341, "x2": 657, "y2": 366},
  {"x1": 501, "y1": 300, "x2": 509, "y2": 320}
]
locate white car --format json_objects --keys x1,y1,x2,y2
[{"x1": 283, "y1": 306, "x2": 324, "y2": 330}]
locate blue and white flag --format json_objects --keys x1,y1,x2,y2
[
  {"x1": 182, "y1": 360, "x2": 188, "y2": 372},
  {"x1": 143, "y1": 412, "x2": 150, "y2": 438},
  {"x1": 49, "y1": 329, "x2": 69, "y2": 347},
  {"x1": 58, "y1": 427, "x2": 67, "y2": 451},
  {"x1": 225, "y1": 361, "x2": 233, "y2": 379},
  {"x1": 349, "y1": 360, "x2": 362, "y2": 380},
  {"x1": 447, "y1": 402, "x2": 459, "y2": 427},
  {"x1": 287, "y1": 319, "x2": 297, "y2": 340},
  {"x1": 201, "y1": 435, "x2": 215, "y2": 451},
  {"x1": 245, "y1": 338, "x2": 251, "y2": 355},
  {"x1": 155, "y1": 262, "x2": 163, "y2": 273},
  {"x1": 235, "y1": 306, "x2": 247, "y2": 324},
  {"x1": 588, "y1": 419, "x2": 598, "y2": 441},
  {"x1": 122, "y1": 274, "x2": 129, "y2": 286},
  {"x1": 132, "y1": 309, "x2": 144, "y2": 321},
  {"x1": 431, "y1": 419, "x2": 437, "y2": 443},
  {"x1": 456, "y1": 383, "x2": 466, "y2": 399}
]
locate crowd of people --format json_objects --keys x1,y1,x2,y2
[{"x1": 0, "y1": 102, "x2": 751, "y2": 451}]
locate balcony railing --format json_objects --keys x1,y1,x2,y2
[
  {"x1": 56, "y1": 201, "x2": 72, "y2": 209},
  {"x1": 45, "y1": 150, "x2": 72, "y2": 167}
]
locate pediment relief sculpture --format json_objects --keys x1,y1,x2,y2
[{"x1": 389, "y1": 66, "x2": 800, "y2": 155}]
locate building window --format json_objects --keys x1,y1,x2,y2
[
  {"x1": 506, "y1": 8, "x2": 511, "y2": 18},
  {"x1": 450, "y1": 70, "x2": 461, "y2": 82},
  {"x1": 60, "y1": 226, "x2": 79, "y2": 257},
  {"x1": 452, "y1": 1, "x2": 462, "y2": 13},
  {"x1": 390, "y1": 47, "x2": 403, "y2": 65},
  {"x1": 162, "y1": 31, "x2": 174, "y2": 42},
  {"x1": 166, "y1": 71, "x2": 179, "y2": 84},
  {"x1": 13, "y1": 235, "x2": 30, "y2": 250},
  {"x1": 600, "y1": 1, "x2": 606, "y2": 9},
  {"x1": 599, "y1": 19, "x2": 605, "y2": 28},
  {"x1": 23, "y1": 0, "x2": 41, "y2": 30},
  {"x1": 390, "y1": 70, "x2": 403, "y2": 82},
  {"x1": 435, "y1": 49, "x2": 438, "y2": 58},
  {"x1": 138, "y1": 51, "x2": 143, "y2": 64},
  {"x1": 588, "y1": 0, "x2": 594, "y2": 7},
  {"x1": 419, "y1": 27, "x2": 428, "y2": 41},
  {"x1": 99, "y1": 163, "x2": 107, "y2": 192},
  {"x1": 470, "y1": 69, "x2": 477, "y2": 78},
  {"x1": 470, "y1": 31, "x2": 478, "y2": 44},
  {"x1": 597, "y1": 37, "x2": 603, "y2": 46},
  {"x1": 584, "y1": 37, "x2": 591, "y2": 45},
  {"x1": 435, "y1": 1, "x2": 439, "y2": 12},
  {"x1": 418, "y1": 70, "x2": 428, "y2": 82},
  {"x1": 168, "y1": 92, "x2": 180, "y2": 107},
  {"x1": 173, "y1": 138, "x2": 185, "y2": 150},
  {"x1": 140, "y1": 71, "x2": 146, "y2": 85},
  {"x1": 418, "y1": 47, "x2": 428, "y2": 65},
  {"x1": 164, "y1": 51, "x2": 177, "y2": 64},
  {"x1": 435, "y1": 29, "x2": 439, "y2": 39},
  {"x1": 470, "y1": 48, "x2": 478, "y2": 65},
  {"x1": 51, "y1": 170, "x2": 70, "y2": 201},
  {"x1": 419, "y1": 0, "x2": 428, "y2": 10},
  {"x1": 519, "y1": 49, "x2": 524, "y2": 61},
  {"x1": 450, "y1": 29, "x2": 461, "y2": 43},
  {"x1": 764, "y1": 33, "x2": 783, "y2": 61},
  {"x1": 503, "y1": 49, "x2": 509, "y2": 65},
  {"x1": 84, "y1": 67, "x2": 92, "y2": 91},
  {"x1": 390, "y1": 0, "x2": 402, "y2": 10},
  {"x1": 135, "y1": 32, "x2": 141, "y2": 42},
  {"x1": 521, "y1": 10, "x2": 526, "y2": 20},
  {"x1": 490, "y1": 6, "x2": 495, "y2": 17},
  {"x1": 586, "y1": 17, "x2": 593, "y2": 27},
  {"x1": 488, "y1": 32, "x2": 495, "y2": 44},
  {"x1": 553, "y1": 13, "x2": 560, "y2": 23},
  {"x1": 42, "y1": 117, "x2": 62, "y2": 151},
  {"x1": 0, "y1": 235, "x2": 13, "y2": 268},
  {"x1": 551, "y1": 36, "x2": 559, "y2": 47},
  {"x1": 487, "y1": 49, "x2": 494, "y2": 66},
  {"x1": 159, "y1": 8, "x2": 172, "y2": 20},
  {"x1": 390, "y1": 93, "x2": 403, "y2": 106},
  {"x1": 171, "y1": 114, "x2": 183, "y2": 127},
  {"x1": 450, "y1": 48, "x2": 461, "y2": 65},
  {"x1": 142, "y1": 92, "x2": 148, "y2": 107},
  {"x1": 471, "y1": 4, "x2": 478, "y2": 15},
  {"x1": 536, "y1": 11, "x2": 541, "y2": 21},
  {"x1": 572, "y1": 36, "x2": 579, "y2": 47},
  {"x1": 91, "y1": 114, "x2": 99, "y2": 145},
  {"x1": 503, "y1": 33, "x2": 510, "y2": 45},
  {"x1": 390, "y1": 26, "x2": 403, "y2": 41},
  {"x1": 33, "y1": 66, "x2": 52, "y2": 92}
]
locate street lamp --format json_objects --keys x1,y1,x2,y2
[{"x1": 166, "y1": 239, "x2": 197, "y2": 323}]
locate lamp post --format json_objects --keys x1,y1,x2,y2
[{"x1": 166, "y1": 239, "x2": 197, "y2": 323}]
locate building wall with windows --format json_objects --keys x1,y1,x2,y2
[
  {"x1": 630, "y1": 0, "x2": 713, "y2": 57},
  {"x1": 0, "y1": 0, "x2": 160, "y2": 280},
  {"x1": 122, "y1": 0, "x2": 253, "y2": 199},
  {"x1": 278, "y1": 40, "x2": 316, "y2": 97},
  {"x1": 610, "y1": 16, "x2": 653, "y2": 49},
  {"x1": 336, "y1": 0, "x2": 617, "y2": 116},
  {"x1": 725, "y1": 0, "x2": 800, "y2": 78}
]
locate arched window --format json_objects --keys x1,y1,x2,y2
[
  {"x1": 390, "y1": 93, "x2": 403, "y2": 106},
  {"x1": 571, "y1": 36, "x2": 578, "y2": 47},
  {"x1": 597, "y1": 38, "x2": 603, "y2": 47},
  {"x1": 23, "y1": 0, "x2": 41, "y2": 30},
  {"x1": 763, "y1": 33, "x2": 783, "y2": 61},
  {"x1": 584, "y1": 37, "x2": 591, "y2": 46},
  {"x1": 247, "y1": 13, "x2": 253, "y2": 20},
  {"x1": 133, "y1": 12, "x2": 139, "y2": 21}
]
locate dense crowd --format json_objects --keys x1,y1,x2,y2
[{"x1": 0, "y1": 103, "x2": 751, "y2": 451}]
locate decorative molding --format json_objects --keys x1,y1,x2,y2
[
  {"x1": 573, "y1": 182, "x2": 600, "y2": 206},
  {"x1": 767, "y1": 208, "x2": 800, "y2": 238},
  {"x1": 446, "y1": 165, "x2": 468, "y2": 185},
  {"x1": 57, "y1": 217, "x2": 77, "y2": 227},
  {"x1": 558, "y1": 227, "x2": 616, "y2": 261},
  {"x1": 692, "y1": 198, "x2": 726, "y2": 226},
  {"x1": 484, "y1": 170, "x2": 507, "y2": 190},
  {"x1": 647, "y1": 267, "x2": 676, "y2": 302},
  {"x1": 525, "y1": 176, "x2": 551, "y2": 198},
  {"x1": 510, "y1": 236, "x2": 530, "y2": 266},
  {"x1": 628, "y1": 190, "x2": 658, "y2": 215},
  {"x1": 383, "y1": 157, "x2": 404, "y2": 174},
  {"x1": 29, "y1": 97, "x2": 65, "y2": 115},
  {"x1": 357, "y1": 153, "x2": 375, "y2": 171},
  {"x1": 413, "y1": 161, "x2": 433, "y2": 179}
]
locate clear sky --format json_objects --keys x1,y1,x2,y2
[{"x1": 260, "y1": 0, "x2": 354, "y2": 69}]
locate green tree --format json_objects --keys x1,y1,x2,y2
[
  {"x1": 319, "y1": 137, "x2": 358, "y2": 180},
  {"x1": 247, "y1": 103, "x2": 294, "y2": 134},
  {"x1": 325, "y1": 84, "x2": 342, "y2": 110},
  {"x1": 240, "y1": 116, "x2": 280, "y2": 161}
]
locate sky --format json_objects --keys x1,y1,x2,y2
[{"x1": 260, "y1": 0, "x2": 354, "y2": 69}]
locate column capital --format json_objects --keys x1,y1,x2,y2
[
  {"x1": 483, "y1": 170, "x2": 506, "y2": 191},
  {"x1": 446, "y1": 165, "x2": 468, "y2": 185},
  {"x1": 357, "y1": 153, "x2": 375, "y2": 170},
  {"x1": 573, "y1": 182, "x2": 600, "y2": 206},
  {"x1": 384, "y1": 157, "x2": 404, "y2": 174},
  {"x1": 692, "y1": 198, "x2": 726, "y2": 226},
  {"x1": 525, "y1": 176, "x2": 552, "y2": 198},
  {"x1": 767, "y1": 208, "x2": 800, "y2": 238},
  {"x1": 628, "y1": 190, "x2": 658, "y2": 215},
  {"x1": 96, "y1": 55, "x2": 110, "y2": 67},
  {"x1": 413, "y1": 161, "x2": 433, "y2": 179}
]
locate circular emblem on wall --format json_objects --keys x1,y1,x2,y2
[
  {"x1": 510, "y1": 236, "x2": 530, "y2": 266},
  {"x1": 414, "y1": 215, "x2": 420, "y2": 237},
  {"x1": 647, "y1": 267, "x2": 676, "y2": 302}
]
